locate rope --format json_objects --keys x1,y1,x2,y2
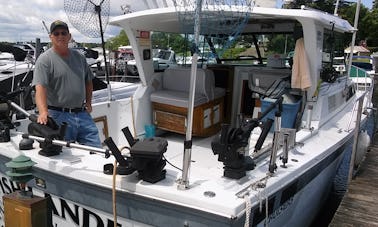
[
  {"x1": 263, "y1": 176, "x2": 269, "y2": 227},
  {"x1": 112, "y1": 159, "x2": 118, "y2": 227},
  {"x1": 244, "y1": 194, "x2": 251, "y2": 227},
  {"x1": 130, "y1": 95, "x2": 137, "y2": 138}
]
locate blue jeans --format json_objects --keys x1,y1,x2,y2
[{"x1": 48, "y1": 109, "x2": 102, "y2": 148}]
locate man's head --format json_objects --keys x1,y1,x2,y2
[
  {"x1": 49, "y1": 20, "x2": 71, "y2": 50},
  {"x1": 50, "y1": 20, "x2": 69, "y2": 34}
]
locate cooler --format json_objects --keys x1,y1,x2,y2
[{"x1": 260, "y1": 96, "x2": 301, "y2": 130}]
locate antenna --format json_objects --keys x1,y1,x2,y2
[
  {"x1": 64, "y1": 0, "x2": 112, "y2": 101},
  {"x1": 42, "y1": 21, "x2": 50, "y2": 35}
]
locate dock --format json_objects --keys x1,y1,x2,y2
[{"x1": 329, "y1": 134, "x2": 378, "y2": 226}]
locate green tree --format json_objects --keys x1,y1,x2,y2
[
  {"x1": 266, "y1": 34, "x2": 295, "y2": 55},
  {"x1": 363, "y1": 8, "x2": 378, "y2": 48},
  {"x1": 106, "y1": 29, "x2": 129, "y2": 51},
  {"x1": 339, "y1": 3, "x2": 370, "y2": 44},
  {"x1": 151, "y1": 32, "x2": 190, "y2": 54}
]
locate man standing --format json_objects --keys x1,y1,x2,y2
[{"x1": 32, "y1": 20, "x2": 101, "y2": 148}]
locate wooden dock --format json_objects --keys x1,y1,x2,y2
[{"x1": 329, "y1": 134, "x2": 378, "y2": 226}]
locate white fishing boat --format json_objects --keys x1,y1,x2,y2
[
  {"x1": 0, "y1": 44, "x2": 34, "y2": 93},
  {"x1": 0, "y1": 3, "x2": 374, "y2": 227}
]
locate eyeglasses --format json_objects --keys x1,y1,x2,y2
[{"x1": 52, "y1": 31, "x2": 68, "y2": 36}]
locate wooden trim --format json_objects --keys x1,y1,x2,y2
[{"x1": 93, "y1": 116, "x2": 109, "y2": 139}]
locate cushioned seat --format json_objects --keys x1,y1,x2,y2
[
  {"x1": 151, "y1": 90, "x2": 208, "y2": 107},
  {"x1": 150, "y1": 67, "x2": 225, "y2": 136},
  {"x1": 151, "y1": 86, "x2": 226, "y2": 108}
]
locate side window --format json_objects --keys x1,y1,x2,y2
[{"x1": 322, "y1": 29, "x2": 347, "y2": 76}]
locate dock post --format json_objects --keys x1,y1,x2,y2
[{"x1": 3, "y1": 192, "x2": 48, "y2": 227}]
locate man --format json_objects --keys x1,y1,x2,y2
[{"x1": 32, "y1": 20, "x2": 101, "y2": 148}]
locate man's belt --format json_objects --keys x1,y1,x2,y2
[{"x1": 48, "y1": 105, "x2": 86, "y2": 113}]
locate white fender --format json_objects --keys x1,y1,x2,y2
[{"x1": 355, "y1": 130, "x2": 371, "y2": 167}]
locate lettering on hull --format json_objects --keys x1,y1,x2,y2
[{"x1": 0, "y1": 173, "x2": 146, "y2": 227}]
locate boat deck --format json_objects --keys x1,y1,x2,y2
[{"x1": 329, "y1": 134, "x2": 378, "y2": 226}]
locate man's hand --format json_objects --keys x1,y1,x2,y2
[
  {"x1": 85, "y1": 103, "x2": 92, "y2": 113},
  {"x1": 37, "y1": 111, "x2": 49, "y2": 125}
]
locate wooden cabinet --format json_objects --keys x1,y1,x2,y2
[{"x1": 153, "y1": 97, "x2": 224, "y2": 137}]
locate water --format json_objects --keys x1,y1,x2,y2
[{"x1": 310, "y1": 112, "x2": 376, "y2": 227}]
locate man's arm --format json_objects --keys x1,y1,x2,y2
[
  {"x1": 85, "y1": 81, "x2": 94, "y2": 113},
  {"x1": 35, "y1": 84, "x2": 49, "y2": 124}
]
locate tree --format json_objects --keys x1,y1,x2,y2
[
  {"x1": 105, "y1": 29, "x2": 129, "y2": 51},
  {"x1": 339, "y1": 3, "x2": 370, "y2": 45},
  {"x1": 363, "y1": 8, "x2": 378, "y2": 48},
  {"x1": 151, "y1": 32, "x2": 191, "y2": 54}
]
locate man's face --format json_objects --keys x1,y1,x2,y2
[{"x1": 50, "y1": 28, "x2": 71, "y2": 48}]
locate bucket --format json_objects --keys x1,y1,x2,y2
[
  {"x1": 261, "y1": 96, "x2": 301, "y2": 131},
  {"x1": 144, "y1": 124, "x2": 156, "y2": 138}
]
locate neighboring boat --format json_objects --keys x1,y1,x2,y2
[
  {"x1": 152, "y1": 48, "x2": 177, "y2": 71},
  {"x1": 0, "y1": 44, "x2": 34, "y2": 89},
  {"x1": 0, "y1": 43, "x2": 34, "y2": 110},
  {"x1": 0, "y1": 4, "x2": 374, "y2": 227},
  {"x1": 119, "y1": 47, "x2": 177, "y2": 76}
]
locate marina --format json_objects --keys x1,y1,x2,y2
[
  {"x1": 327, "y1": 73, "x2": 378, "y2": 226},
  {"x1": 0, "y1": 1, "x2": 377, "y2": 227},
  {"x1": 330, "y1": 139, "x2": 378, "y2": 226}
]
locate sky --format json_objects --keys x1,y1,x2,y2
[{"x1": 0, "y1": 0, "x2": 374, "y2": 44}]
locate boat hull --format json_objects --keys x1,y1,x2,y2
[{"x1": 0, "y1": 133, "x2": 356, "y2": 227}]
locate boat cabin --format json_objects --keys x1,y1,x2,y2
[{"x1": 110, "y1": 6, "x2": 354, "y2": 140}]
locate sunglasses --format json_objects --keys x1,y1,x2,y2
[{"x1": 52, "y1": 31, "x2": 68, "y2": 36}]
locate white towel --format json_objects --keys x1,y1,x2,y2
[{"x1": 291, "y1": 38, "x2": 312, "y2": 90}]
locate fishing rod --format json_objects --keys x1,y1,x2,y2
[
  {"x1": 21, "y1": 133, "x2": 110, "y2": 155},
  {"x1": 2, "y1": 91, "x2": 168, "y2": 182}
]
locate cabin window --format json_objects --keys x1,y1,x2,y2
[
  {"x1": 156, "y1": 32, "x2": 298, "y2": 67},
  {"x1": 322, "y1": 29, "x2": 349, "y2": 77}
]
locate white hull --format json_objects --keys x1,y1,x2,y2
[
  {"x1": 0, "y1": 5, "x2": 373, "y2": 227},
  {"x1": 0, "y1": 132, "x2": 354, "y2": 226}
]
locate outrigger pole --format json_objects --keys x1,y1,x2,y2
[
  {"x1": 178, "y1": 0, "x2": 203, "y2": 190},
  {"x1": 346, "y1": 0, "x2": 361, "y2": 78}
]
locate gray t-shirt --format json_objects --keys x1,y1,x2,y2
[{"x1": 32, "y1": 48, "x2": 94, "y2": 108}]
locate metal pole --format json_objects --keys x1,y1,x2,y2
[
  {"x1": 96, "y1": 5, "x2": 112, "y2": 102},
  {"x1": 347, "y1": 0, "x2": 361, "y2": 78},
  {"x1": 90, "y1": 0, "x2": 111, "y2": 102},
  {"x1": 347, "y1": 95, "x2": 363, "y2": 185},
  {"x1": 334, "y1": 0, "x2": 340, "y2": 16},
  {"x1": 178, "y1": 0, "x2": 202, "y2": 190},
  {"x1": 22, "y1": 134, "x2": 109, "y2": 154}
]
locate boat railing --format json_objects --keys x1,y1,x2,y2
[
  {"x1": 347, "y1": 90, "x2": 366, "y2": 185},
  {"x1": 346, "y1": 90, "x2": 368, "y2": 133},
  {"x1": 95, "y1": 74, "x2": 139, "y2": 82},
  {"x1": 350, "y1": 64, "x2": 373, "y2": 91}
]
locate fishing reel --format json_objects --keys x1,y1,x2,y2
[
  {"x1": 27, "y1": 118, "x2": 66, "y2": 156},
  {"x1": 211, "y1": 121, "x2": 258, "y2": 179},
  {"x1": 320, "y1": 65, "x2": 338, "y2": 83},
  {"x1": 0, "y1": 101, "x2": 12, "y2": 142},
  {"x1": 1, "y1": 89, "x2": 66, "y2": 155},
  {"x1": 103, "y1": 127, "x2": 168, "y2": 183},
  {"x1": 212, "y1": 97, "x2": 283, "y2": 179}
]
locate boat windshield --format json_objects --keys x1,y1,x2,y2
[{"x1": 154, "y1": 31, "x2": 299, "y2": 68}]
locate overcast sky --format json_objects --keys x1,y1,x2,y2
[{"x1": 0, "y1": 0, "x2": 373, "y2": 44}]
